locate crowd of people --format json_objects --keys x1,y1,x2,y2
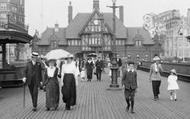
[
  {"x1": 23, "y1": 52, "x2": 180, "y2": 114},
  {"x1": 23, "y1": 52, "x2": 105, "y2": 111}
]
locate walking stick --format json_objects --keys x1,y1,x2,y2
[{"x1": 23, "y1": 81, "x2": 26, "y2": 108}]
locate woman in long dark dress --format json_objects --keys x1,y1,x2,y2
[
  {"x1": 61, "y1": 54, "x2": 79, "y2": 110},
  {"x1": 85, "y1": 58, "x2": 94, "y2": 81},
  {"x1": 43, "y1": 59, "x2": 59, "y2": 111}
]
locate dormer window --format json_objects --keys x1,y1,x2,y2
[
  {"x1": 51, "y1": 41, "x2": 57, "y2": 49},
  {"x1": 134, "y1": 33, "x2": 143, "y2": 47},
  {"x1": 135, "y1": 40, "x2": 142, "y2": 46}
]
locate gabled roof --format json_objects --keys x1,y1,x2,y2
[
  {"x1": 66, "y1": 13, "x2": 91, "y2": 39},
  {"x1": 66, "y1": 12, "x2": 127, "y2": 39},
  {"x1": 126, "y1": 27, "x2": 154, "y2": 45},
  {"x1": 58, "y1": 28, "x2": 67, "y2": 45},
  {"x1": 103, "y1": 13, "x2": 127, "y2": 38},
  {"x1": 37, "y1": 27, "x2": 67, "y2": 45}
]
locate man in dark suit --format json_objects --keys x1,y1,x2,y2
[
  {"x1": 122, "y1": 61, "x2": 137, "y2": 113},
  {"x1": 23, "y1": 52, "x2": 43, "y2": 111},
  {"x1": 85, "y1": 58, "x2": 94, "y2": 81},
  {"x1": 95, "y1": 57, "x2": 103, "y2": 81}
]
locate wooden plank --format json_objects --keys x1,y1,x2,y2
[{"x1": 0, "y1": 69, "x2": 190, "y2": 119}]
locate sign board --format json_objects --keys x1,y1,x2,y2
[{"x1": 143, "y1": 13, "x2": 166, "y2": 38}]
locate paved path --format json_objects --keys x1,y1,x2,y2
[{"x1": 0, "y1": 69, "x2": 190, "y2": 119}]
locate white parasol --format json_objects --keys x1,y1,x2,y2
[{"x1": 45, "y1": 49, "x2": 70, "y2": 60}]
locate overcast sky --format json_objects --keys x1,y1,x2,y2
[{"x1": 25, "y1": 0, "x2": 190, "y2": 35}]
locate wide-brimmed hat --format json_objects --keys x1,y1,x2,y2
[
  {"x1": 153, "y1": 56, "x2": 160, "y2": 61},
  {"x1": 170, "y1": 69, "x2": 177, "y2": 74},
  {"x1": 32, "y1": 52, "x2": 38, "y2": 58},
  {"x1": 127, "y1": 61, "x2": 135, "y2": 65},
  {"x1": 48, "y1": 58, "x2": 56, "y2": 62},
  {"x1": 65, "y1": 54, "x2": 74, "y2": 59}
]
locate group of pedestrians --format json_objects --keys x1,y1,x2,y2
[
  {"x1": 23, "y1": 52, "x2": 79, "y2": 111},
  {"x1": 81, "y1": 57, "x2": 104, "y2": 82},
  {"x1": 23, "y1": 52, "x2": 179, "y2": 114},
  {"x1": 121, "y1": 55, "x2": 180, "y2": 114},
  {"x1": 149, "y1": 55, "x2": 179, "y2": 101}
]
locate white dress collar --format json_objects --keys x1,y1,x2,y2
[{"x1": 47, "y1": 67, "x2": 56, "y2": 77}]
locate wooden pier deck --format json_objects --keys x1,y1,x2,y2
[{"x1": 0, "y1": 69, "x2": 190, "y2": 119}]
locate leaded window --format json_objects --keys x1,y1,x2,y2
[{"x1": 81, "y1": 13, "x2": 112, "y2": 51}]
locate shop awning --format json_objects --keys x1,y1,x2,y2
[{"x1": 0, "y1": 30, "x2": 33, "y2": 44}]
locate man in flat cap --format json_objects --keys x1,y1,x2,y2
[
  {"x1": 23, "y1": 52, "x2": 43, "y2": 111},
  {"x1": 122, "y1": 61, "x2": 137, "y2": 113}
]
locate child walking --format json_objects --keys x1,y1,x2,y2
[
  {"x1": 167, "y1": 69, "x2": 179, "y2": 101},
  {"x1": 122, "y1": 61, "x2": 137, "y2": 113},
  {"x1": 80, "y1": 67, "x2": 86, "y2": 81}
]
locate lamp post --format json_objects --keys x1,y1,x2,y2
[{"x1": 107, "y1": 0, "x2": 120, "y2": 89}]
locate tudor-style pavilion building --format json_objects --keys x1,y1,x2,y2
[{"x1": 33, "y1": 0, "x2": 162, "y2": 62}]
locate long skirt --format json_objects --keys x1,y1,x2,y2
[
  {"x1": 62, "y1": 74, "x2": 76, "y2": 108},
  {"x1": 152, "y1": 80, "x2": 161, "y2": 97},
  {"x1": 87, "y1": 69, "x2": 93, "y2": 80},
  {"x1": 46, "y1": 78, "x2": 59, "y2": 109}
]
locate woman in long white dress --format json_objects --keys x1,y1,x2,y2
[{"x1": 61, "y1": 54, "x2": 79, "y2": 110}]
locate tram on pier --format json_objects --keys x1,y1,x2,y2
[{"x1": 0, "y1": 30, "x2": 33, "y2": 87}]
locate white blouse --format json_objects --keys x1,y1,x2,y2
[
  {"x1": 47, "y1": 67, "x2": 56, "y2": 78},
  {"x1": 61, "y1": 62, "x2": 80, "y2": 86}
]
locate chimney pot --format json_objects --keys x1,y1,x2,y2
[
  {"x1": 68, "y1": 1, "x2": 73, "y2": 24},
  {"x1": 119, "y1": 6, "x2": 124, "y2": 23},
  {"x1": 54, "y1": 23, "x2": 59, "y2": 32},
  {"x1": 93, "y1": 0, "x2": 99, "y2": 11}
]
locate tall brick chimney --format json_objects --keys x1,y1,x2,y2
[
  {"x1": 54, "y1": 23, "x2": 59, "y2": 32},
  {"x1": 187, "y1": 8, "x2": 190, "y2": 25},
  {"x1": 119, "y1": 6, "x2": 124, "y2": 23},
  {"x1": 68, "y1": 1, "x2": 73, "y2": 24},
  {"x1": 93, "y1": 0, "x2": 99, "y2": 11}
]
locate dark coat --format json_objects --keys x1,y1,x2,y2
[
  {"x1": 86, "y1": 61, "x2": 94, "y2": 70},
  {"x1": 24, "y1": 61, "x2": 43, "y2": 86},
  {"x1": 85, "y1": 62, "x2": 94, "y2": 74},
  {"x1": 122, "y1": 70, "x2": 137, "y2": 90},
  {"x1": 117, "y1": 58, "x2": 122, "y2": 67},
  {"x1": 95, "y1": 60, "x2": 103, "y2": 72}
]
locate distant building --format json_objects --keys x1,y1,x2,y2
[
  {"x1": 0, "y1": 0, "x2": 26, "y2": 32},
  {"x1": 35, "y1": 0, "x2": 161, "y2": 62},
  {"x1": 177, "y1": 9, "x2": 190, "y2": 60},
  {"x1": 0, "y1": 0, "x2": 30, "y2": 62},
  {"x1": 153, "y1": 9, "x2": 190, "y2": 60}
]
